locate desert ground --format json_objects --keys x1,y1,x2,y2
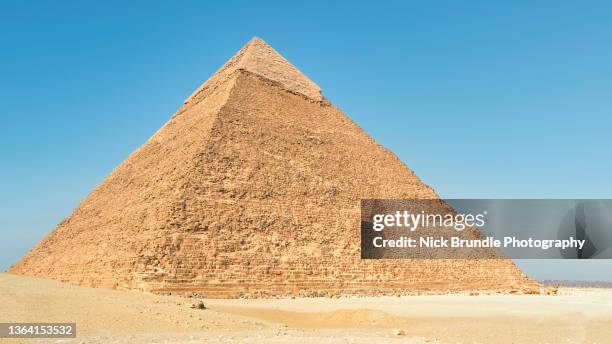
[{"x1": 1, "y1": 273, "x2": 611, "y2": 344}]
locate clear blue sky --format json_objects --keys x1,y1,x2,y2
[{"x1": 1, "y1": 1, "x2": 611, "y2": 279}]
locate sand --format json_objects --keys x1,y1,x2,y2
[{"x1": 1, "y1": 273, "x2": 611, "y2": 343}]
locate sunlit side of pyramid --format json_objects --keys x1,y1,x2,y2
[{"x1": 10, "y1": 38, "x2": 537, "y2": 297}]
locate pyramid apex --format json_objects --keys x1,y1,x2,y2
[
  {"x1": 247, "y1": 36, "x2": 267, "y2": 44},
  {"x1": 241, "y1": 36, "x2": 274, "y2": 53},
  {"x1": 185, "y1": 37, "x2": 323, "y2": 103}
]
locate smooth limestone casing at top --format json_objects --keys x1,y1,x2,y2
[{"x1": 9, "y1": 37, "x2": 538, "y2": 297}]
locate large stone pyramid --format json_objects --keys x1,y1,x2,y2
[{"x1": 10, "y1": 38, "x2": 537, "y2": 297}]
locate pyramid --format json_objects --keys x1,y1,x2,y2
[{"x1": 10, "y1": 38, "x2": 537, "y2": 297}]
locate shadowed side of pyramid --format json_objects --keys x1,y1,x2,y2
[{"x1": 9, "y1": 37, "x2": 537, "y2": 296}]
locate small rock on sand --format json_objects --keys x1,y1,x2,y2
[
  {"x1": 391, "y1": 328, "x2": 406, "y2": 336},
  {"x1": 190, "y1": 300, "x2": 206, "y2": 309}
]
